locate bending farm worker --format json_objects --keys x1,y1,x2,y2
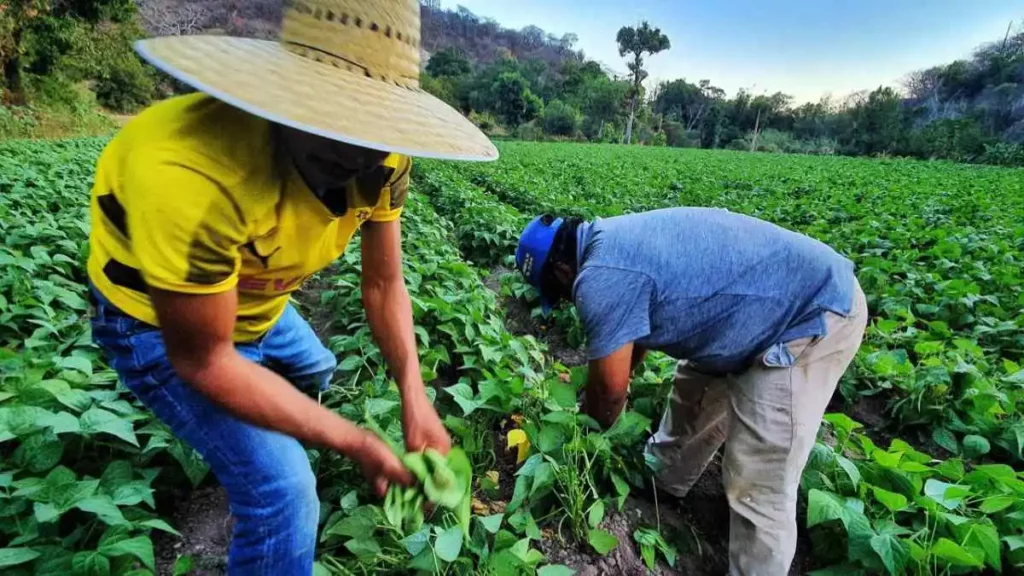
[
  {"x1": 516, "y1": 208, "x2": 868, "y2": 576},
  {"x1": 86, "y1": 1, "x2": 496, "y2": 574}
]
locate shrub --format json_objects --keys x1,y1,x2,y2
[
  {"x1": 468, "y1": 110, "x2": 499, "y2": 133},
  {"x1": 94, "y1": 57, "x2": 155, "y2": 113},
  {"x1": 515, "y1": 121, "x2": 543, "y2": 141},
  {"x1": 979, "y1": 142, "x2": 1024, "y2": 166},
  {"x1": 906, "y1": 118, "x2": 991, "y2": 161},
  {"x1": 541, "y1": 99, "x2": 580, "y2": 136}
]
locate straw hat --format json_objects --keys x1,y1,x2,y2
[{"x1": 135, "y1": 0, "x2": 498, "y2": 161}]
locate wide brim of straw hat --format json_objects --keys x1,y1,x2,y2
[{"x1": 135, "y1": 36, "x2": 498, "y2": 162}]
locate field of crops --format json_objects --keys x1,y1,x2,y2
[{"x1": 1, "y1": 138, "x2": 1023, "y2": 576}]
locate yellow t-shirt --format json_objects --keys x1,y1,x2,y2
[{"x1": 87, "y1": 93, "x2": 410, "y2": 342}]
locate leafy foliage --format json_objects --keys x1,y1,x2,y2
[{"x1": 0, "y1": 139, "x2": 200, "y2": 574}]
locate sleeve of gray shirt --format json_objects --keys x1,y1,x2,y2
[{"x1": 574, "y1": 266, "x2": 654, "y2": 360}]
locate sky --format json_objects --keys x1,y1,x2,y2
[{"x1": 439, "y1": 0, "x2": 1021, "y2": 103}]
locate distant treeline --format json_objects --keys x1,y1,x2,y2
[{"x1": 1, "y1": 1, "x2": 1022, "y2": 167}]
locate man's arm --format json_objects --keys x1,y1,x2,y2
[
  {"x1": 361, "y1": 219, "x2": 452, "y2": 454},
  {"x1": 583, "y1": 342, "x2": 635, "y2": 428},
  {"x1": 151, "y1": 288, "x2": 412, "y2": 495}
]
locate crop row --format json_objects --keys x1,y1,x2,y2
[
  {"x1": 425, "y1": 142, "x2": 1024, "y2": 466},
  {"x1": 0, "y1": 140, "x2": 206, "y2": 575}
]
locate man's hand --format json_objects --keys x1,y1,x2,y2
[
  {"x1": 402, "y1": 390, "x2": 452, "y2": 455},
  {"x1": 583, "y1": 342, "x2": 635, "y2": 428},
  {"x1": 352, "y1": 430, "x2": 415, "y2": 497}
]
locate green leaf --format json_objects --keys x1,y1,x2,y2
[
  {"x1": 930, "y1": 537, "x2": 983, "y2": 568},
  {"x1": 978, "y1": 494, "x2": 1016, "y2": 513},
  {"x1": 99, "y1": 535, "x2": 155, "y2": 571},
  {"x1": 1004, "y1": 535, "x2": 1024, "y2": 552},
  {"x1": 640, "y1": 543, "x2": 656, "y2": 570},
  {"x1": 344, "y1": 537, "x2": 381, "y2": 558},
  {"x1": 325, "y1": 506, "x2": 379, "y2": 538},
  {"x1": 167, "y1": 441, "x2": 209, "y2": 488},
  {"x1": 587, "y1": 529, "x2": 618, "y2": 555},
  {"x1": 71, "y1": 551, "x2": 110, "y2": 576},
  {"x1": 588, "y1": 500, "x2": 605, "y2": 529},
  {"x1": 138, "y1": 519, "x2": 181, "y2": 537},
  {"x1": 871, "y1": 486, "x2": 908, "y2": 513},
  {"x1": 959, "y1": 522, "x2": 1000, "y2": 570},
  {"x1": 932, "y1": 427, "x2": 960, "y2": 454},
  {"x1": 604, "y1": 411, "x2": 651, "y2": 444},
  {"x1": 823, "y1": 413, "x2": 863, "y2": 436},
  {"x1": 807, "y1": 489, "x2": 845, "y2": 528},
  {"x1": 363, "y1": 398, "x2": 399, "y2": 418},
  {"x1": 13, "y1": 432, "x2": 64, "y2": 473},
  {"x1": 537, "y1": 565, "x2": 576, "y2": 576},
  {"x1": 869, "y1": 534, "x2": 908, "y2": 575},
  {"x1": 408, "y1": 548, "x2": 439, "y2": 572},
  {"x1": 38, "y1": 380, "x2": 93, "y2": 412},
  {"x1": 339, "y1": 490, "x2": 359, "y2": 512},
  {"x1": 479, "y1": 513, "x2": 504, "y2": 534},
  {"x1": 59, "y1": 356, "x2": 93, "y2": 375},
  {"x1": 961, "y1": 434, "x2": 990, "y2": 459},
  {"x1": 923, "y1": 479, "x2": 969, "y2": 511},
  {"x1": 34, "y1": 502, "x2": 61, "y2": 523},
  {"x1": 434, "y1": 525, "x2": 464, "y2": 562},
  {"x1": 400, "y1": 527, "x2": 430, "y2": 556},
  {"x1": 548, "y1": 381, "x2": 577, "y2": 409},
  {"x1": 536, "y1": 424, "x2": 567, "y2": 453},
  {"x1": 836, "y1": 456, "x2": 861, "y2": 489},
  {"x1": 80, "y1": 408, "x2": 138, "y2": 446},
  {"x1": 444, "y1": 383, "x2": 484, "y2": 416},
  {"x1": 0, "y1": 547, "x2": 42, "y2": 569},
  {"x1": 75, "y1": 496, "x2": 126, "y2": 525},
  {"x1": 172, "y1": 556, "x2": 194, "y2": 576},
  {"x1": 41, "y1": 411, "x2": 81, "y2": 435},
  {"x1": 530, "y1": 462, "x2": 555, "y2": 496},
  {"x1": 338, "y1": 355, "x2": 363, "y2": 371},
  {"x1": 871, "y1": 450, "x2": 902, "y2": 469}
]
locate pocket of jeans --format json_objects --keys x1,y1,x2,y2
[{"x1": 761, "y1": 337, "x2": 816, "y2": 368}]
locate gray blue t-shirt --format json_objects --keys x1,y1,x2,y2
[{"x1": 573, "y1": 207, "x2": 856, "y2": 374}]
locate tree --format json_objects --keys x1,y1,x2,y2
[
  {"x1": 616, "y1": 21, "x2": 670, "y2": 145},
  {"x1": 541, "y1": 99, "x2": 580, "y2": 136},
  {"x1": 579, "y1": 75, "x2": 629, "y2": 139},
  {"x1": 426, "y1": 47, "x2": 471, "y2": 78},
  {"x1": 490, "y1": 71, "x2": 542, "y2": 126},
  {"x1": 1, "y1": 0, "x2": 135, "y2": 103}
]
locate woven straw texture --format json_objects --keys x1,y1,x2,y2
[{"x1": 135, "y1": 0, "x2": 497, "y2": 161}]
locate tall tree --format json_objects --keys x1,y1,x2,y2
[{"x1": 616, "y1": 21, "x2": 670, "y2": 145}]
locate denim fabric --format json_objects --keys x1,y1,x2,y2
[{"x1": 89, "y1": 286, "x2": 337, "y2": 575}]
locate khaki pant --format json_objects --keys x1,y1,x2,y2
[{"x1": 646, "y1": 284, "x2": 868, "y2": 576}]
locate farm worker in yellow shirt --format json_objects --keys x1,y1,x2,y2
[{"x1": 86, "y1": 1, "x2": 496, "y2": 573}]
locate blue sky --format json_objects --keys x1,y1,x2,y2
[{"x1": 440, "y1": 1, "x2": 1021, "y2": 103}]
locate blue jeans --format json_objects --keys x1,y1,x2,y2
[{"x1": 89, "y1": 287, "x2": 337, "y2": 575}]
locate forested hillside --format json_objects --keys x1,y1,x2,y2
[{"x1": 1, "y1": 1, "x2": 1022, "y2": 166}]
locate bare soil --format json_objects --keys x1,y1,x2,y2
[
  {"x1": 153, "y1": 487, "x2": 231, "y2": 576},
  {"x1": 483, "y1": 267, "x2": 588, "y2": 367}
]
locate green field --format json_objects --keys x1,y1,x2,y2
[{"x1": 1, "y1": 139, "x2": 1023, "y2": 575}]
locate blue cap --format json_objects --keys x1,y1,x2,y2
[{"x1": 516, "y1": 216, "x2": 563, "y2": 314}]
